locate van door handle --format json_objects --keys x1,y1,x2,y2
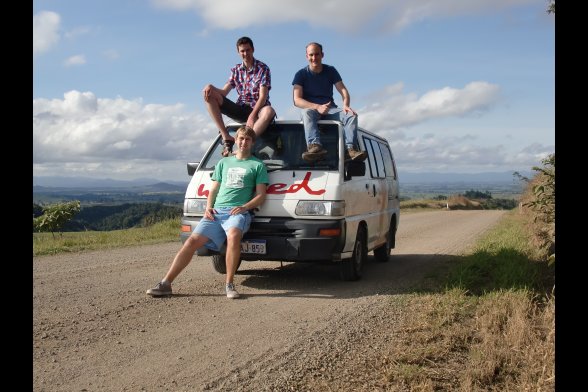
[{"x1": 373, "y1": 184, "x2": 376, "y2": 196}]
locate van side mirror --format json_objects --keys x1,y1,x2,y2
[
  {"x1": 187, "y1": 162, "x2": 199, "y2": 176},
  {"x1": 344, "y1": 160, "x2": 365, "y2": 180}
]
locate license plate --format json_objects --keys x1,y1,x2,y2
[{"x1": 241, "y1": 240, "x2": 266, "y2": 254}]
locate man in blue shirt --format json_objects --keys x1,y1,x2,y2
[{"x1": 292, "y1": 42, "x2": 367, "y2": 162}]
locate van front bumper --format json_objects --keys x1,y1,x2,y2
[{"x1": 180, "y1": 216, "x2": 346, "y2": 262}]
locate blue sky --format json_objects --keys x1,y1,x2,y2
[{"x1": 33, "y1": 0, "x2": 554, "y2": 182}]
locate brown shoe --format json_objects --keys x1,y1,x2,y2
[
  {"x1": 302, "y1": 144, "x2": 327, "y2": 162},
  {"x1": 307, "y1": 143, "x2": 324, "y2": 154},
  {"x1": 347, "y1": 147, "x2": 367, "y2": 161}
]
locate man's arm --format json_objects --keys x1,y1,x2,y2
[
  {"x1": 230, "y1": 183, "x2": 267, "y2": 215},
  {"x1": 246, "y1": 85, "x2": 270, "y2": 128},
  {"x1": 245, "y1": 183, "x2": 267, "y2": 210},
  {"x1": 204, "y1": 180, "x2": 220, "y2": 220},
  {"x1": 293, "y1": 85, "x2": 331, "y2": 115},
  {"x1": 335, "y1": 81, "x2": 356, "y2": 115}
]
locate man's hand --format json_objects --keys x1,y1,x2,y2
[
  {"x1": 317, "y1": 101, "x2": 331, "y2": 115},
  {"x1": 202, "y1": 85, "x2": 213, "y2": 102},
  {"x1": 204, "y1": 208, "x2": 216, "y2": 220},
  {"x1": 343, "y1": 105, "x2": 357, "y2": 116},
  {"x1": 230, "y1": 206, "x2": 248, "y2": 215}
]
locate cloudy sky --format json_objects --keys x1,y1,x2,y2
[{"x1": 33, "y1": 0, "x2": 554, "y2": 182}]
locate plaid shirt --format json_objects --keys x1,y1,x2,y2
[{"x1": 228, "y1": 58, "x2": 272, "y2": 108}]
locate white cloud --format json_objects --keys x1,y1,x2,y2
[
  {"x1": 360, "y1": 81, "x2": 500, "y2": 130},
  {"x1": 151, "y1": 0, "x2": 535, "y2": 33},
  {"x1": 63, "y1": 55, "x2": 87, "y2": 67},
  {"x1": 33, "y1": 84, "x2": 549, "y2": 181},
  {"x1": 388, "y1": 134, "x2": 553, "y2": 173},
  {"x1": 33, "y1": 91, "x2": 216, "y2": 171},
  {"x1": 33, "y1": 11, "x2": 61, "y2": 55}
]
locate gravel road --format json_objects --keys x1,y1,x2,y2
[{"x1": 33, "y1": 210, "x2": 505, "y2": 391}]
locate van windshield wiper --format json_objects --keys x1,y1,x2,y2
[{"x1": 263, "y1": 160, "x2": 287, "y2": 172}]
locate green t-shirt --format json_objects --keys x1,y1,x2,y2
[{"x1": 211, "y1": 155, "x2": 269, "y2": 208}]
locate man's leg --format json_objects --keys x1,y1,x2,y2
[
  {"x1": 162, "y1": 234, "x2": 208, "y2": 283},
  {"x1": 224, "y1": 227, "x2": 243, "y2": 285},
  {"x1": 337, "y1": 110, "x2": 359, "y2": 148},
  {"x1": 301, "y1": 108, "x2": 322, "y2": 146},
  {"x1": 203, "y1": 85, "x2": 232, "y2": 142},
  {"x1": 252, "y1": 105, "x2": 276, "y2": 137},
  {"x1": 147, "y1": 233, "x2": 209, "y2": 296}
]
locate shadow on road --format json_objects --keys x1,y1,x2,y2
[{"x1": 235, "y1": 253, "x2": 459, "y2": 300}]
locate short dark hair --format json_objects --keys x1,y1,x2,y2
[
  {"x1": 236, "y1": 36, "x2": 254, "y2": 50},
  {"x1": 306, "y1": 42, "x2": 323, "y2": 53}
]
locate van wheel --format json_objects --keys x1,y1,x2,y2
[
  {"x1": 374, "y1": 222, "x2": 396, "y2": 262},
  {"x1": 212, "y1": 255, "x2": 242, "y2": 274},
  {"x1": 340, "y1": 227, "x2": 367, "y2": 281}
]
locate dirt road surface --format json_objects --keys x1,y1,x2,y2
[{"x1": 33, "y1": 210, "x2": 505, "y2": 391}]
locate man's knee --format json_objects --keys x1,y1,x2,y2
[
  {"x1": 258, "y1": 105, "x2": 276, "y2": 120},
  {"x1": 185, "y1": 234, "x2": 204, "y2": 250},
  {"x1": 226, "y1": 229, "x2": 243, "y2": 244},
  {"x1": 301, "y1": 108, "x2": 319, "y2": 120}
]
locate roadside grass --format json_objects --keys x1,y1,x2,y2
[
  {"x1": 33, "y1": 218, "x2": 180, "y2": 256},
  {"x1": 385, "y1": 210, "x2": 555, "y2": 391},
  {"x1": 400, "y1": 199, "x2": 449, "y2": 212}
]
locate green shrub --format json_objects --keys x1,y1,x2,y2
[{"x1": 33, "y1": 200, "x2": 81, "y2": 238}]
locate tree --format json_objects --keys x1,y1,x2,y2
[
  {"x1": 33, "y1": 200, "x2": 81, "y2": 238},
  {"x1": 547, "y1": 0, "x2": 555, "y2": 14}
]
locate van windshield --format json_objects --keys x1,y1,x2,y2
[{"x1": 201, "y1": 122, "x2": 340, "y2": 171}]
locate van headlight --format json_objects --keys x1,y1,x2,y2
[
  {"x1": 184, "y1": 199, "x2": 207, "y2": 215},
  {"x1": 295, "y1": 201, "x2": 345, "y2": 216}
]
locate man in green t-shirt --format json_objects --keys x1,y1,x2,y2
[{"x1": 147, "y1": 126, "x2": 269, "y2": 299}]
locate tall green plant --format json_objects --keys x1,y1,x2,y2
[
  {"x1": 523, "y1": 154, "x2": 555, "y2": 264},
  {"x1": 33, "y1": 200, "x2": 81, "y2": 238}
]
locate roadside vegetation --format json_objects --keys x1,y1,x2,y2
[
  {"x1": 400, "y1": 192, "x2": 518, "y2": 212},
  {"x1": 33, "y1": 218, "x2": 180, "y2": 256},
  {"x1": 384, "y1": 210, "x2": 554, "y2": 391},
  {"x1": 382, "y1": 154, "x2": 555, "y2": 391}
]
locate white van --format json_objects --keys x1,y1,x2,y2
[{"x1": 181, "y1": 120, "x2": 400, "y2": 281}]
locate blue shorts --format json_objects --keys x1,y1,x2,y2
[{"x1": 192, "y1": 207, "x2": 252, "y2": 252}]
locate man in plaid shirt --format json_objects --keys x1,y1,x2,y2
[{"x1": 203, "y1": 36, "x2": 276, "y2": 157}]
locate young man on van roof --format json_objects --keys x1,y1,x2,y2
[
  {"x1": 146, "y1": 126, "x2": 269, "y2": 299},
  {"x1": 203, "y1": 36, "x2": 276, "y2": 157},
  {"x1": 292, "y1": 42, "x2": 367, "y2": 162}
]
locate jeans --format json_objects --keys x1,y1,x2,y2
[{"x1": 301, "y1": 108, "x2": 358, "y2": 149}]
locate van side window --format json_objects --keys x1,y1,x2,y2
[
  {"x1": 380, "y1": 144, "x2": 397, "y2": 179},
  {"x1": 363, "y1": 137, "x2": 385, "y2": 179}
]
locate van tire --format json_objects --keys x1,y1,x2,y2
[
  {"x1": 374, "y1": 220, "x2": 396, "y2": 262},
  {"x1": 373, "y1": 241, "x2": 390, "y2": 262},
  {"x1": 340, "y1": 227, "x2": 367, "y2": 281},
  {"x1": 212, "y1": 255, "x2": 242, "y2": 274}
]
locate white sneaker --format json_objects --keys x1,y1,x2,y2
[{"x1": 225, "y1": 283, "x2": 240, "y2": 299}]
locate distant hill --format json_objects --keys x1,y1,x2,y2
[
  {"x1": 32, "y1": 176, "x2": 189, "y2": 188},
  {"x1": 33, "y1": 182, "x2": 184, "y2": 194},
  {"x1": 400, "y1": 171, "x2": 532, "y2": 183}
]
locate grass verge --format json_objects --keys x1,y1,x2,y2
[
  {"x1": 385, "y1": 210, "x2": 555, "y2": 391},
  {"x1": 33, "y1": 218, "x2": 180, "y2": 256}
]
